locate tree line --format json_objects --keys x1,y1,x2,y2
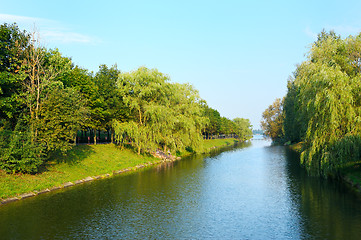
[
  {"x1": 262, "y1": 30, "x2": 361, "y2": 177},
  {"x1": 0, "y1": 23, "x2": 253, "y2": 174}
]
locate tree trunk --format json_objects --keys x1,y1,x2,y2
[{"x1": 93, "y1": 129, "x2": 97, "y2": 145}]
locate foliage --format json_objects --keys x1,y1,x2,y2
[
  {"x1": 283, "y1": 76, "x2": 304, "y2": 143},
  {"x1": 113, "y1": 67, "x2": 207, "y2": 154},
  {"x1": 233, "y1": 117, "x2": 253, "y2": 141},
  {"x1": 0, "y1": 23, "x2": 29, "y2": 129},
  {"x1": 202, "y1": 105, "x2": 221, "y2": 137},
  {"x1": 0, "y1": 23, "x2": 251, "y2": 173},
  {"x1": 93, "y1": 64, "x2": 127, "y2": 129},
  {"x1": 201, "y1": 104, "x2": 253, "y2": 141},
  {"x1": 61, "y1": 66, "x2": 99, "y2": 131},
  {"x1": 36, "y1": 87, "x2": 89, "y2": 154},
  {"x1": 0, "y1": 24, "x2": 84, "y2": 173},
  {"x1": 281, "y1": 30, "x2": 361, "y2": 176},
  {"x1": 261, "y1": 98, "x2": 284, "y2": 142},
  {"x1": 0, "y1": 120, "x2": 45, "y2": 174}
]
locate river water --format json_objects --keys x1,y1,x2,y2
[{"x1": 1, "y1": 138, "x2": 361, "y2": 239}]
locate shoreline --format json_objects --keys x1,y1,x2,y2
[
  {"x1": 287, "y1": 142, "x2": 361, "y2": 195},
  {"x1": 0, "y1": 159, "x2": 171, "y2": 205},
  {"x1": 0, "y1": 138, "x2": 240, "y2": 206}
]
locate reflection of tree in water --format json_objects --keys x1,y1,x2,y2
[{"x1": 284, "y1": 148, "x2": 361, "y2": 240}]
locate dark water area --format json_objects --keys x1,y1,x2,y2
[{"x1": 1, "y1": 138, "x2": 361, "y2": 239}]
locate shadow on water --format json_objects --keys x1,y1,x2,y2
[{"x1": 282, "y1": 147, "x2": 361, "y2": 240}]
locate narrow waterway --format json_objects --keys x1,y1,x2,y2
[{"x1": 1, "y1": 138, "x2": 361, "y2": 239}]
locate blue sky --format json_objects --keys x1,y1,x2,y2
[{"x1": 1, "y1": 0, "x2": 361, "y2": 128}]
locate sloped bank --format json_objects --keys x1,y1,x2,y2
[{"x1": 0, "y1": 139, "x2": 239, "y2": 205}]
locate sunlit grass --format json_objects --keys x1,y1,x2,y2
[
  {"x1": 0, "y1": 144, "x2": 156, "y2": 199},
  {"x1": 203, "y1": 138, "x2": 238, "y2": 150},
  {"x1": 0, "y1": 139, "x2": 238, "y2": 200}
]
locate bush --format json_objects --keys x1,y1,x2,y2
[{"x1": 0, "y1": 127, "x2": 45, "y2": 174}]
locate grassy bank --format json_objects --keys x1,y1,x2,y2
[
  {"x1": 203, "y1": 138, "x2": 239, "y2": 150},
  {"x1": 0, "y1": 138, "x2": 239, "y2": 201}
]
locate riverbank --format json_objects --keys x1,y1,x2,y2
[
  {"x1": 288, "y1": 142, "x2": 361, "y2": 194},
  {"x1": 0, "y1": 138, "x2": 239, "y2": 203}
]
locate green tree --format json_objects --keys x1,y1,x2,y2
[
  {"x1": 62, "y1": 66, "x2": 101, "y2": 143},
  {"x1": 0, "y1": 119, "x2": 45, "y2": 173},
  {"x1": 233, "y1": 117, "x2": 253, "y2": 141},
  {"x1": 22, "y1": 34, "x2": 72, "y2": 142},
  {"x1": 36, "y1": 87, "x2": 88, "y2": 154},
  {"x1": 283, "y1": 75, "x2": 306, "y2": 143},
  {"x1": 158, "y1": 82, "x2": 206, "y2": 153},
  {"x1": 202, "y1": 105, "x2": 221, "y2": 138},
  {"x1": 282, "y1": 30, "x2": 361, "y2": 176},
  {"x1": 219, "y1": 117, "x2": 234, "y2": 135},
  {"x1": 0, "y1": 23, "x2": 29, "y2": 129},
  {"x1": 0, "y1": 27, "x2": 85, "y2": 173},
  {"x1": 93, "y1": 64, "x2": 128, "y2": 141},
  {"x1": 113, "y1": 67, "x2": 206, "y2": 154},
  {"x1": 113, "y1": 67, "x2": 171, "y2": 154},
  {"x1": 261, "y1": 98, "x2": 284, "y2": 142}
]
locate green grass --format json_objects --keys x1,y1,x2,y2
[
  {"x1": 0, "y1": 144, "x2": 157, "y2": 200},
  {"x1": 0, "y1": 139, "x2": 239, "y2": 200},
  {"x1": 202, "y1": 138, "x2": 239, "y2": 150}
]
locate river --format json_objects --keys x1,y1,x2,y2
[{"x1": 1, "y1": 138, "x2": 361, "y2": 239}]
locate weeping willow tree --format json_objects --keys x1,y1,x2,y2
[
  {"x1": 283, "y1": 30, "x2": 361, "y2": 176},
  {"x1": 150, "y1": 82, "x2": 207, "y2": 153},
  {"x1": 113, "y1": 67, "x2": 207, "y2": 155}
]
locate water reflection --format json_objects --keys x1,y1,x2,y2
[
  {"x1": 0, "y1": 140, "x2": 361, "y2": 239},
  {"x1": 283, "y1": 148, "x2": 361, "y2": 239}
]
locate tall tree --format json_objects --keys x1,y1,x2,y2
[
  {"x1": 261, "y1": 98, "x2": 284, "y2": 142},
  {"x1": 0, "y1": 23, "x2": 29, "y2": 129},
  {"x1": 202, "y1": 105, "x2": 221, "y2": 138},
  {"x1": 113, "y1": 67, "x2": 206, "y2": 154},
  {"x1": 282, "y1": 30, "x2": 361, "y2": 176},
  {"x1": 37, "y1": 87, "x2": 88, "y2": 154},
  {"x1": 93, "y1": 64, "x2": 128, "y2": 134},
  {"x1": 113, "y1": 67, "x2": 171, "y2": 154},
  {"x1": 0, "y1": 27, "x2": 85, "y2": 173},
  {"x1": 233, "y1": 117, "x2": 253, "y2": 141},
  {"x1": 62, "y1": 66, "x2": 101, "y2": 143},
  {"x1": 22, "y1": 32, "x2": 72, "y2": 142}
]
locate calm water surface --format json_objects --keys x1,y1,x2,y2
[{"x1": 1, "y1": 138, "x2": 361, "y2": 239}]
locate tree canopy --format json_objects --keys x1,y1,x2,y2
[
  {"x1": 0, "y1": 23, "x2": 252, "y2": 173},
  {"x1": 265, "y1": 30, "x2": 361, "y2": 176},
  {"x1": 261, "y1": 98, "x2": 284, "y2": 142}
]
